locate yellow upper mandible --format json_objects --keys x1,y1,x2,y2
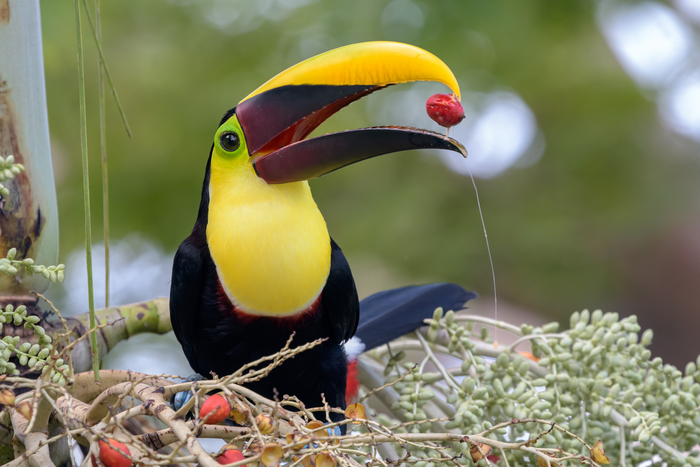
[{"x1": 240, "y1": 41, "x2": 461, "y2": 103}]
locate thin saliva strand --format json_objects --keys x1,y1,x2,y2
[{"x1": 466, "y1": 161, "x2": 498, "y2": 344}]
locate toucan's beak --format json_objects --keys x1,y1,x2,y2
[{"x1": 236, "y1": 41, "x2": 467, "y2": 184}]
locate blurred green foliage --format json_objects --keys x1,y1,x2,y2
[{"x1": 39, "y1": 1, "x2": 700, "y2": 325}]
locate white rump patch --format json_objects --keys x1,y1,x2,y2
[{"x1": 343, "y1": 337, "x2": 366, "y2": 361}]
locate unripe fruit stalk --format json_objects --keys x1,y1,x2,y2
[
  {"x1": 0, "y1": 388, "x2": 15, "y2": 406},
  {"x1": 16, "y1": 400, "x2": 32, "y2": 420},
  {"x1": 256, "y1": 413, "x2": 274, "y2": 434}
]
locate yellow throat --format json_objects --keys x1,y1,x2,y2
[{"x1": 206, "y1": 118, "x2": 331, "y2": 317}]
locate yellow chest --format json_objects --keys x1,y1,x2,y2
[{"x1": 206, "y1": 161, "x2": 331, "y2": 317}]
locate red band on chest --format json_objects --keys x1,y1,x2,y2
[{"x1": 215, "y1": 279, "x2": 322, "y2": 328}]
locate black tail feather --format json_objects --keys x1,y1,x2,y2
[{"x1": 355, "y1": 283, "x2": 477, "y2": 351}]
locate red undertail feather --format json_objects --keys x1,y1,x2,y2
[{"x1": 345, "y1": 360, "x2": 360, "y2": 405}]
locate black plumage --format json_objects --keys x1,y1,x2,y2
[{"x1": 170, "y1": 145, "x2": 359, "y2": 419}]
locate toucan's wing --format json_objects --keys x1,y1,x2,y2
[
  {"x1": 355, "y1": 283, "x2": 477, "y2": 351},
  {"x1": 171, "y1": 154, "x2": 214, "y2": 365},
  {"x1": 321, "y1": 238, "x2": 360, "y2": 345},
  {"x1": 170, "y1": 226, "x2": 208, "y2": 364}
]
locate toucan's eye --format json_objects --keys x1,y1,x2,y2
[{"x1": 220, "y1": 132, "x2": 241, "y2": 152}]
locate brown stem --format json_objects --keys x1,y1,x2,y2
[
  {"x1": 9, "y1": 408, "x2": 54, "y2": 467},
  {"x1": 138, "y1": 423, "x2": 248, "y2": 451}
]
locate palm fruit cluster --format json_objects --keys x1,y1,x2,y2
[{"x1": 368, "y1": 308, "x2": 700, "y2": 467}]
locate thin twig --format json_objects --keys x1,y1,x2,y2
[
  {"x1": 94, "y1": 0, "x2": 110, "y2": 308},
  {"x1": 73, "y1": 0, "x2": 100, "y2": 382},
  {"x1": 79, "y1": 0, "x2": 132, "y2": 137},
  {"x1": 358, "y1": 365, "x2": 417, "y2": 404}
]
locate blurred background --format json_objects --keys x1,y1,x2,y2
[{"x1": 38, "y1": 0, "x2": 700, "y2": 369}]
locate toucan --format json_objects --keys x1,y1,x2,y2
[{"x1": 169, "y1": 42, "x2": 475, "y2": 424}]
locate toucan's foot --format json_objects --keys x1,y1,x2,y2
[{"x1": 170, "y1": 373, "x2": 206, "y2": 412}]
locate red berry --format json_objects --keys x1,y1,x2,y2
[
  {"x1": 426, "y1": 93, "x2": 465, "y2": 128},
  {"x1": 200, "y1": 394, "x2": 231, "y2": 425},
  {"x1": 98, "y1": 438, "x2": 132, "y2": 467},
  {"x1": 219, "y1": 447, "x2": 247, "y2": 465}
]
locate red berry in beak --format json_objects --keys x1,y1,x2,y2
[{"x1": 426, "y1": 93, "x2": 465, "y2": 128}]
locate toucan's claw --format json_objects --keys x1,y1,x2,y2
[{"x1": 170, "y1": 373, "x2": 206, "y2": 414}]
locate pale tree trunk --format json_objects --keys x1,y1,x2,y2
[{"x1": 0, "y1": 0, "x2": 59, "y2": 301}]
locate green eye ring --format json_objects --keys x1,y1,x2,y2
[{"x1": 220, "y1": 131, "x2": 241, "y2": 152}]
